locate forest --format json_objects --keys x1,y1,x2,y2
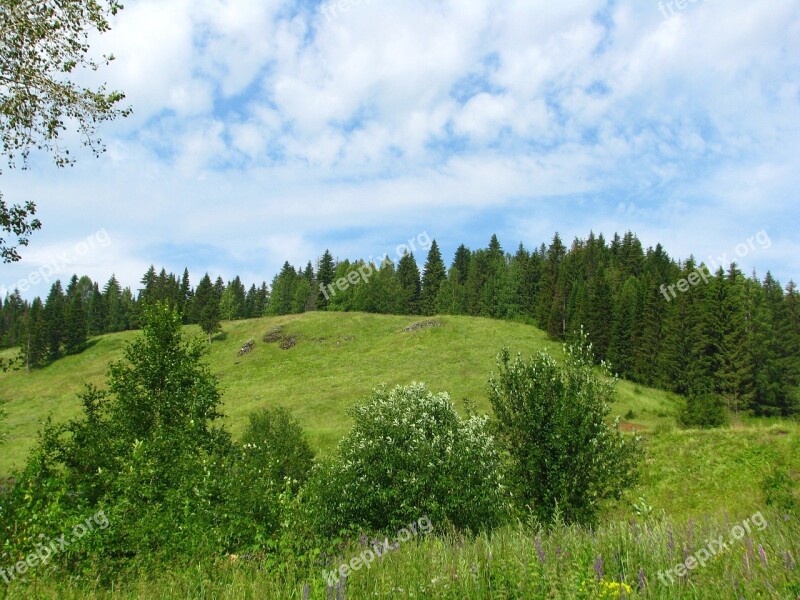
[{"x1": 3, "y1": 230, "x2": 798, "y2": 418}]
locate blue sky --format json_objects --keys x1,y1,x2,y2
[{"x1": 2, "y1": 0, "x2": 799, "y2": 298}]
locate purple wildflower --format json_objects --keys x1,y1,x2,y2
[
  {"x1": 758, "y1": 545, "x2": 768, "y2": 567},
  {"x1": 534, "y1": 534, "x2": 546, "y2": 564},
  {"x1": 594, "y1": 554, "x2": 604, "y2": 582}
]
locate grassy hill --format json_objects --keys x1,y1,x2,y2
[
  {"x1": 0, "y1": 312, "x2": 676, "y2": 475},
  {"x1": 1, "y1": 312, "x2": 797, "y2": 523}
]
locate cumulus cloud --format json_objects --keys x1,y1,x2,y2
[{"x1": 2, "y1": 0, "x2": 799, "y2": 297}]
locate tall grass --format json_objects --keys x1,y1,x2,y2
[{"x1": 5, "y1": 508, "x2": 797, "y2": 599}]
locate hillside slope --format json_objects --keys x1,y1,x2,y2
[{"x1": 1, "y1": 312, "x2": 677, "y2": 476}]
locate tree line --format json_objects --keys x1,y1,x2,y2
[{"x1": 1, "y1": 231, "x2": 798, "y2": 415}]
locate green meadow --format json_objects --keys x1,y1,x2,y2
[{"x1": 1, "y1": 312, "x2": 798, "y2": 598}]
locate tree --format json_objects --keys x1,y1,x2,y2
[
  {"x1": 0, "y1": 0, "x2": 130, "y2": 260},
  {"x1": 397, "y1": 251, "x2": 421, "y2": 314},
  {"x1": 219, "y1": 276, "x2": 246, "y2": 321},
  {"x1": 63, "y1": 291, "x2": 88, "y2": 354},
  {"x1": 103, "y1": 274, "x2": 126, "y2": 332},
  {"x1": 4, "y1": 303, "x2": 235, "y2": 566},
  {"x1": 420, "y1": 240, "x2": 446, "y2": 316},
  {"x1": 317, "y1": 250, "x2": 336, "y2": 309},
  {"x1": 191, "y1": 273, "x2": 221, "y2": 342},
  {"x1": 43, "y1": 280, "x2": 65, "y2": 360},
  {"x1": 488, "y1": 332, "x2": 643, "y2": 525},
  {"x1": 21, "y1": 296, "x2": 46, "y2": 370}
]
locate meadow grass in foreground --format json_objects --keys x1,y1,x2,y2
[{"x1": 3, "y1": 508, "x2": 797, "y2": 599}]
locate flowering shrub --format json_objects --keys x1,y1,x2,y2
[{"x1": 307, "y1": 383, "x2": 509, "y2": 535}]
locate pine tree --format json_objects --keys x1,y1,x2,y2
[
  {"x1": 219, "y1": 276, "x2": 247, "y2": 321},
  {"x1": 87, "y1": 282, "x2": 106, "y2": 335},
  {"x1": 716, "y1": 264, "x2": 753, "y2": 415},
  {"x1": 139, "y1": 265, "x2": 157, "y2": 304},
  {"x1": 451, "y1": 244, "x2": 471, "y2": 286},
  {"x1": 397, "y1": 251, "x2": 421, "y2": 315},
  {"x1": 104, "y1": 275, "x2": 127, "y2": 332},
  {"x1": 43, "y1": 280, "x2": 65, "y2": 361},
  {"x1": 537, "y1": 233, "x2": 566, "y2": 329},
  {"x1": 179, "y1": 268, "x2": 192, "y2": 322},
  {"x1": 64, "y1": 292, "x2": 88, "y2": 354},
  {"x1": 420, "y1": 240, "x2": 446, "y2": 316},
  {"x1": 191, "y1": 273, "x2": 221, "y2": 342},
  {"x1": 608, "y1": 277, "x2": 639, "y2": 378},
  {"x1": 21, "y1": 297, "x2": 47, "y2": 370},
  {"x1": 317, "y1": 250, "x2": 336, "y2": 310},
  {"x1": 268, "y1": 262, "x2": 298, "y2": 316}
]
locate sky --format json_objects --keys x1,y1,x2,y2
[{"x1": 2, "y1": 0, "x2": 800, "y2": 298}]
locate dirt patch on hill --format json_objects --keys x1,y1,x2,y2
[
  {"x1": 618, "y1": 421, "x2": 648, "y2": 432},
  {"x1": 403, "y1": 320, "x2": 441, "y2": 332}
]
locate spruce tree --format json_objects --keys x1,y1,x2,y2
[
  {"x1": 21, "y1": 297, "x2": 47, "y2": 370},
  {"x1": 104, "y1": 275, "x2": 126, "y2": 332},
  {"x1": 64, "y1": 292, "x2": 88, "y2": 354},
  {"x1": 420, "y1": 240, "x2": 446, "y2": 316},
  {"x1": 317, "y1": 250, "x2": 336, "y2": 309},
  {"x1": 43, "y1": 280, "x2": 65, "y2": 361},
  {"x1": 397, "y1": 251, "x2": 421, "y2": 315}
]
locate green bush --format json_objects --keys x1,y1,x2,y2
[
  {"x1": 307, "y1": 382, "x2": 509, "y2": 535},
  {"x1": 488, "y1": 333, "x2": 643, "y2": 526},
  {"x1": 0, "y1": 304, "x2": 311, "y2": 578},
  {"x1": 221, "y1": 406, "x2": 315, "y2": 550},
  {"x1": 677, "y1": 391, "x2": 727, "y2": 429}
]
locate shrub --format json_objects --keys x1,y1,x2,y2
[
  {"x1": 0, "y1": 303, "x2": 318, "y2": 578},
  {"x1": 488, "y1": 332, "x2": 643, "y2": 526},
  {"x1": 221, "y1": 406, "x2": 315, "y2": 550},
  {"x1": 307, "y1": 383, "x2": 508, "y2": 535},
  {"x1": 677, "y1": 391, "x2": 727, "y2": 429}
]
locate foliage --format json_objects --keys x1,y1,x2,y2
[
  {"x1": 307, "y1": 382, "x2": 509, "y2": 535},
  {"x1": 677, "y1": 390, "x2": 727, "y2": 429},
  {"x1": 488, "y1": 331, "x2": 643, "y2": 525},
  {"x1": 1, "y1": 303, "x2": 236, "y2": 574},
  {"x1": 0, "y1": 0, "x2": 130, "y2": 260}
]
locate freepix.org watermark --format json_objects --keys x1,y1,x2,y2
[
  {"x1": 321, "y1": 0, "x2": 372, "y2": 22},
  {"x1": 321, "y1": 515, "x2": 433, "y2": 585},
  {"x1": 319, "y1": 231, "x2": 431, "y2": 302},
  {"x1": 657, "y1": 511, "x2": 768, "y2": 585},
  {"x1": 1, "y1": 510, "x2": 109, "y2": 585},
  {"x1": 0, "y1": 228, "x2": 111, "y2": 297},
  {"x1": 658, "y1": 0, "x2": 707, "y2": 20},
  {"x1": 660, "y1": 230, "x2": 771, "y2": 302}
]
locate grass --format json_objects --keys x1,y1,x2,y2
[
  {"x1": 2, "y1": 312, "x2": 799, "y2": 598},
  {"x1": 3, "y1": 508, "x2": 798, "y2": 598},
  {"x1": 0, "y1": 312, "x2": 676, "y2": 476}
]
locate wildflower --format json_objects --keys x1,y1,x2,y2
[
  {"x1": 594, "y1": 554, "x2": 604, "y2": 581},
  {"x1": 534, "y1": 534, "x2": 545, "y2": 564},
  {"x1": 758, "y1": 545, "x2": 768, "y2": 567},
  {"x1": 637, "y1": 568, "x2": 647, "y2": 592}
]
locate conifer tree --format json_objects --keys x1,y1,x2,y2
[
  {"x1": 420, "y1": 240, "x2": 446, "y2": 316},
  {"x1": 317, "y1": 250, "x2": 336, "y2": 310},
  {"x1": 43, "y1": 280, "x2": 65, "y2": 361},
  {"x1": 397, "y1": 251, "x2": 421, "y2": 315},
  {"x1": 608, "y1": 277, "x2": 639, "y2": 377},
  {"x1": 21, "y1": 297, "x2": 47, "y2": 370},
  {"x1": 64, "y1": 292, "x2": 88, "y2": 354},
  {"x1": 104, "y1": 275, "x2": 126, "y2": 332}
]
